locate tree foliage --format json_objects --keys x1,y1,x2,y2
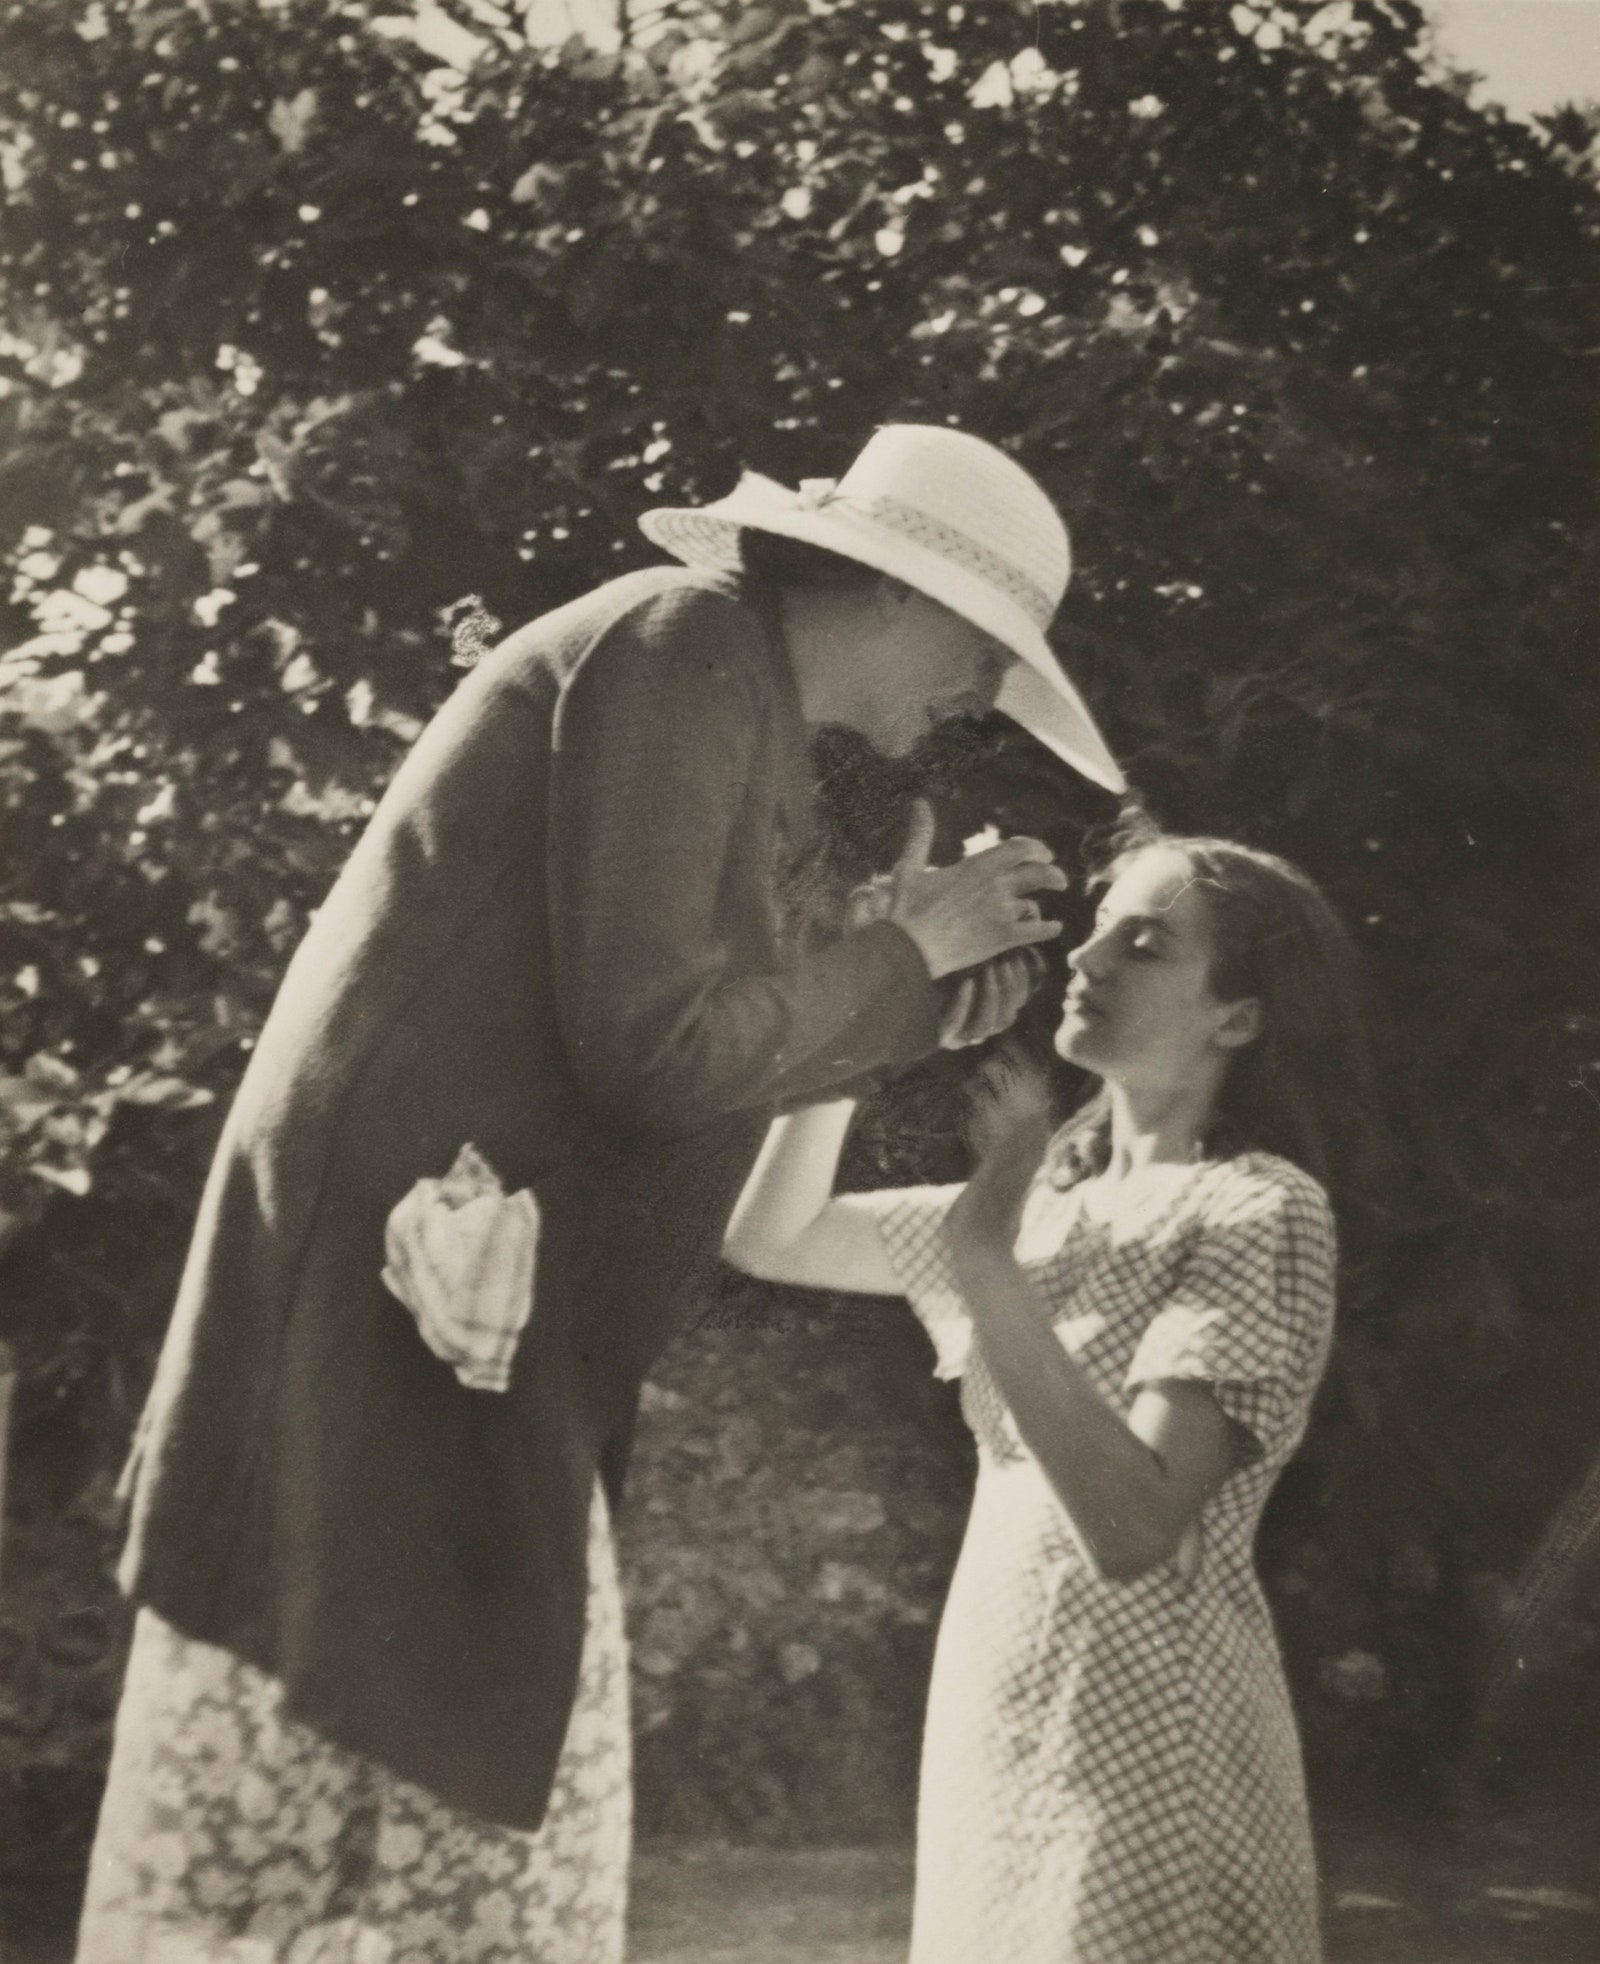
[{"x1": 1, "y1": 0, "x2": 1597, "y2": 1850}]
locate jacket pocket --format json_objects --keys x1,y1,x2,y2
[{"x1": 381, "y1": 1144, "x2": 540, "y2": 1392}]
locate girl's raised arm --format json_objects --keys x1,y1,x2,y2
[
  {"x1": 723, "y1": 1100, "x2": 905, "y2": 1295},
  {"x1": 945, "y1": 1115, "x2": 1236, "y2": 1581}
]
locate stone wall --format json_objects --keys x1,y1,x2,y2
[{"x1": 621, "y1": 1264, "x2": 973, "y2": 1844}]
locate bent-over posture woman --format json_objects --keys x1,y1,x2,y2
[{"x1": 726, "y1": 834, "x2": 1388, "y2": 1964}]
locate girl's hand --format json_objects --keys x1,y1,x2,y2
[
  {"x1": 947, "y1": 1049, "x2": 1055, "y2": 1259},
  {"x1": 963, "y1": 1039, "x2": 1057, "y2": 1159}
]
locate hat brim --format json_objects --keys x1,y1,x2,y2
[{"x1": 640, "y1": 484, "x2": 1126, "y2": 795}]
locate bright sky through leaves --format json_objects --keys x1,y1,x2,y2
[
  {"x1": 1430, "y1": 0, "x2": 1600, "y2": 117},
  {"x1": 525, "y1": 0, "x2": 1600, "y2": 120}
]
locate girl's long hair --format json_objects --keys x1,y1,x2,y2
[{"x1": 1049, "y1": 833, "x2": 1400, "y2": 1275}]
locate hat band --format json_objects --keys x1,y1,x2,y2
[{"x1": 817, "y1": 490, "x2": 1059, "y2": 631}]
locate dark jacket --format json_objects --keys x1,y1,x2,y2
[{"x1": 118, "y1": 569, "x2": 942, "y2": 1829}]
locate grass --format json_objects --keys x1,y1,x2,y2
[{"x1": 4, "y1": 1801, "x2": 1596, "y2": 1964}]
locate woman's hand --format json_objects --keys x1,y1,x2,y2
[
  {"x1": 881, "y1": 800, "x2": 1065, "y2": 979},
  {"x1": 848, "y1": 879, "x2": 1041, "y2": 1051},
  {"x1": 936, "y1": 949, "x2": 1043, "y2": 1049},
  {"x1": 846, "y1": 811, "x2": 1049, "y2": 1049}
]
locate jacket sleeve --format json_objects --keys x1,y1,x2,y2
[{"x1": 546, "y1": 588, "x2": 943, "y2": 1134}]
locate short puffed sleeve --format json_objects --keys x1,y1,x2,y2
[
  {"x1": 1123, "y1": 1157, "x2": 1336, "y2": 1465},
  {"x1": 875, "y1": 1184, "x2": 972, "y2": 1380}
]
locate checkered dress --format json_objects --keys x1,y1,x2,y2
[{"x1": 878, "y1": 1151, "x2": 1336, "y2": 1964}]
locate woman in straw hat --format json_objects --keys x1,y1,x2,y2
[
  {"x1": 728, "y1": 830, "x2": 1391, "y2": 1964},
  {"x1": 78, "y1": 426, "x2": 1122, "y2": 1963}
]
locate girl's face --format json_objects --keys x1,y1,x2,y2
[{"x1": 1055, "y1": 848, "x2": 1260, "y2": 1091}]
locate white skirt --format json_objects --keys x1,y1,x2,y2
[{"x1": 76, "y1": 1481, "x2": 630, "y2": 1964}]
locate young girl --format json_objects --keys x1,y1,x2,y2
[{"x1": 725, "y1": 834, "x2": 1387, "y2": 1964}]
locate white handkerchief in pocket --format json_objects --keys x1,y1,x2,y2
[{"x1": 382, "y1": 1143, "x2": 540, "y2": 1393}]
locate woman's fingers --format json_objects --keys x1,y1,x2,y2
[
  {"x1": 1012, "y1": 857, "x2": 1068, "y2": 889},
  {"x1": 938, "y1": 975, "x2": 980, "y2": 1049},
  {"x1": 940, "y1": 951, "x2": 1046, "y2": 1050},
  {"x1": 986, "y1": 832, "x2": 1055, "y2": 868},
  {"x1": 1005, "y1": 915, "x2": 1063, "y2": 948},
  {"x1": 991, "y1": 951, "x2": 1037, "y2": 1029},
  {"x1": 893, "y1": 797, "x2": 937, "y2": 877},
  {"x1": 971, "y1": 961, "x2": 1004, "y2": 1039},
  {"x1": 974, "y1": 957, "x2": 1023, "y2": 1041}
]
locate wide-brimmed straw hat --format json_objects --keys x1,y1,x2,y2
[{"x1": 639, "y1": 423, "x2": 1125, "y2": 794}]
